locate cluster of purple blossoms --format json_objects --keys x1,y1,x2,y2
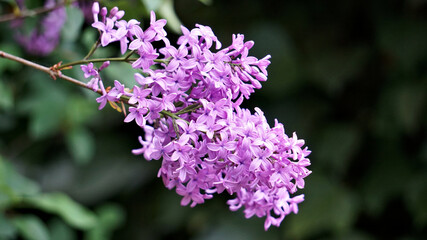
[
  {"x1": 81, "y1": 2, "x2": 311, "y2": 230},
  {"x1": 13, "y1": 0, "x2": 67, "y2": 56},
  {"x1": 12, "y1": 0, "x2": 97, "y2": 55}
]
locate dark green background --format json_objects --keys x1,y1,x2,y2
[{"x1": 0, "y1": 0, "x2": 426, "y2": 239}]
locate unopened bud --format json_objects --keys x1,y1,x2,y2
[
  {"x1": 92, "y1": 2, "x2": 99, "y2": 22},
  {"x1": 101, "y1": 7, "x2": 107, "y2": 21},
  {"x1": 99, "y1": 61, "x2": 110, "y2": 71},
  {"x1": 115, "y1": 10, "x2": 125, "y2": 20},
  {"x1": 109, "y1": 7, "x2": 118, "y2": 18}
]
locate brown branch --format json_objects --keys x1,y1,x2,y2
[
  {"x1": 0, "y1": 0, "x2": 74, "y2": 23},
  {"x1": 0, "y1": 50, "x2": 101, "y2": 94}
]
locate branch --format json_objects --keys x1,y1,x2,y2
[
  {"x1": 0, "y1": 50, "x2": 199, "y2": 123},
  {"x1": 0, "y1": 50, "x2": 101, "y2": 94},
  {"x1": 58, "y1": 55, "x2": 170, "y2": 70},
  {"x1": 0, "y1": 0, "x2": 73, "y2": 23},
  {"x1": 58, "y1": 56, "x2": 139, "y2": 70}
]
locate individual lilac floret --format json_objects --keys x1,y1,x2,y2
[
  {"x1": 80, "y1": 61, "x2": 110, "y2": 92},
  {"x1": 81, "y1": 62, "x2": 98, "y2": 78},
  {"x1": 84, "y1": 2, "x2": 311, "y2": 231}
]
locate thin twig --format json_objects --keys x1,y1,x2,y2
[
  {"x1": 0, "y1": 50, "x2": 101, "y2": 94},
  {"x1": 58, "y1": 56, "x2": 169, "y2": 70},
  {"x1": 83, "y1": 39, "x2": 101, "y2": 60},
  {"x1": 0, "y1": 0, "x2": 74, "y2": 23},
  {"x1": 58, "y1": 57, "x2": 139, "y2": 70}
]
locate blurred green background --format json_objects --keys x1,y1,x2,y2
[{"x1": 1, "y1": 0, "x2": 426, "y2": 239}]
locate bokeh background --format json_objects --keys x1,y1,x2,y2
[{"x1": 1, "y1": 0, "x2": 426, "y2": 239}]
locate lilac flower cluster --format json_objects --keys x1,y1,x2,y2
[
  {"x1": 14, "y1": 0, "x2": 67, "y2": 56},
  {"x1": 81, "y1": 2, "x2": 311, "y2": 230}
]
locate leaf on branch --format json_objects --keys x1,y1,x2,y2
[
  {"x1": 66, "y1": 127, "x2": 95, "y2": 165},
  {"x1": 12, "y1": 215, "x2": 50, "y2": 240},
  {"x1": 85, "y1": 204, "x2": 125, "y2": 240},
  {"x1": 0, "y1": 213, "x2": 17, "y2": 239},
  {"x1": 0, "y1": 156, "x2": 40, "y2": 207},
  {"x1": 25, "y1": 193, "x2": 97, "y2": 230}
]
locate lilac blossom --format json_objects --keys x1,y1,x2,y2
[
  {"x1": 80, "y1": 61, "x2": 110, "y2": 92},
  {"x1": 82, "y1": 2, "x2": 311, "y2": 231},
  {"x1": 14, "y1": 0, "x2": 67, "y2": 56},
  {"x1": 81, "y1": 62, "x2": 98, "y2": 78}
]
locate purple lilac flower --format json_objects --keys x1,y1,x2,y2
[
  {"x1": 75, "y1": 0, "x2": 96, "y2": 23},
  {"x1": 15, "y1": 0, "x2": 67, "y2": 56},
  {"x1": 80, "y1": 61, "x2": 110, "y2": 92},
  {"x1": 81, "y1": 62, "x2": 98, "y2": 78},
  {"x1": 84, "y1": 2, "x2": 311, "y2": 231}
]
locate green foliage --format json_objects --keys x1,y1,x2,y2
[
  {"x1": 286, "y1": 174, "x2": 360, "y2": 238},
  {"x1": 61, "y1": 6, "x2": 84, "y2": 43},
  {"x1": 21, "y1": 73, "x2": 68, "y2": 139},
  {"x1": 0, "y1": 156, "x2": 40, "y2": 207},
  {"x1": 85, "y1": 204, "x2": 125, "y2": 240},
  {"x1": 66, "y1": 127, "x2": 95, "y2": 165},
  {"x1": 140, "y1": 0, "x2": 182, "y2": 33},
  {"x1": 25, "y1": 193, "x2": 97, "y2": 230},
  {"x1": 0, "y1": 78, "x2": 13, "y2": 111},
  {"x1": 157, "y1": 0, "x2": 182, "y2": 33},
  {"x1": 48, "y1": 218, "x2": 77, "y2": 240},
  {"x1": 0, "y1": 213, "x2": 17, "y2": 239},
  {"x1": 0, "y1": 156, "x2": 125, "y2": 240},
  {"x1": 141, "y1": 0, "x2": 163, "y2": 11},
  {"x1": 12, "y1": 215, "x2": 50, "y2": 240},
  {"x1": 0, "y1": 43, "x2": 22, "y2": 73}
]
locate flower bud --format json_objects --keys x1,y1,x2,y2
[
  {"x1": 115, "y1": 10, "x2": 125, "y2": 20},
  {"x1": 109, "y1": 7, "x2": 118, "y2": 18},
  {"x1": 92, "y1": 2, "x2": 99, "y2": 22},
  {"x1": 101, "y1": 7, "x2": 107, "y2": 21},
  {"x1": 99, "y1": 61, "x2": 110, "y2": 71}
]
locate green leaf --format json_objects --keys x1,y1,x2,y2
[
  {"x1": 141, "y1": 0, "x2": 164, "y2": 11},
  {"x1": 61, "y1": 6, "x2": 84, "y2": 42},
  {"x1": 66, "y1": 127, "x2": 95, "y2": 165},
  {"x1": 65, "y1": 97, "x2": 97, "y2": 127},
  {"x1": 85, "y1": 204, "x2": 125, "y2": 240},
  {"x1": 406, "y1": 173, "x2": 427, "y2": 229},
  {"x1": 103, "y1": 61, "x2": 139, "y2": 87},
  {"x1": 307, "y1": 46, "x2": 369, "y2": 95},
  {"x1": 141, "y1": 0, "x2": 182, "y2": 33},
  {"x1": 96, "y1": 204, "x2": 125, "y2": 230},
  {"x1": 81, "y1": 28, "x2": 98, "y2": 53},
  {"x1": 0, "y1": 79, "x2": 14, "y2": 112},
  {"x1": 21, "y1": 72, "x2": 68, "y2": 139},
  {"x1": 361, "y1": 142, "x2": 410, "y2": 216},
  {"x1": 0, "y1": 156, "x2": 40, "y2": 207},
  {"x1": 158, "y1": 0, "x2": 182, "y2": 34},
  {"x1": 12, "y1": 215, "x2": 50, "y2": 240},
  {"x1": 0, "y1": 0, "x2": 16, "y2": 4},
  {"x1": 199, "y1": 0, "x2": 213, "y2": 5},
  {"x1": 0, "y1": 43, "x2": 23, "y2": 73},
  {"x1": 285, "y1": 174, "x2": 359, "y2": 238},
  {"x1": 0, "y1": 213, "x2": 17, "y2": 239},
  {"x1": 25, "y1": 193, "x2": 97, "y2": 230},
  {"x1": 395, "y1": 83, "x2": 425, "y2": 134},
  {"x1": 247, "y1": 22, "x2": 299, "y2": 97},
  {"x1": 376, "y1": 19, "x2": 427, "y2": 72},
  {"x1": 315, "y1": 124, "x2": 361, "y2": 177},
  {"x1": 48, "y1": 218, "x2": 77, "y2": 240}
]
